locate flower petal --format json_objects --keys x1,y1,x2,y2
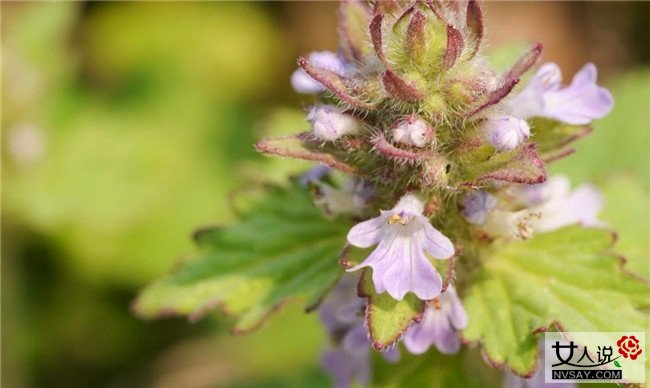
[
  {"x1": 543, "y1": 63, "x2": 614, "y2": 125},
  {"x1": 321, "y1": 346, "x2": 370, "y2": 388},
  {"x1": 347, "y1": 215, "x2": 386, "y2": 248},
  {"x1": 430, "y1": 311, "x2": 461, "y2": 354},
  {"x1": 421, "y1": 218, "x2": 455, "y2": 259},
  {"x1": 342, "y1": 324, "x2": 371, "y2": 355},
  {"x1": 382, "y1": 238, "x2": 442, "y2": 300},
  {"x1": 403, "y1": 308, "x2": 436, "y2": 354},
  {"x1": 347, "y1": 235, "x2": 396, "y2": 294},
  {"x1": 445, "y1": 287, "x2": 468, "y2": 330},
  {"x1": 381, "y1": 346, "x2": 401, "y2": 363},
  {"x1": 566, "y1": 184, "x2": 603, "y2": 227}
]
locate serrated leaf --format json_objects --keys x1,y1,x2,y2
[
  {"x1": 358, "y1": 270, "x2": 424, "y2": 350},
  {"x1": 134, "y1": 181, "x2": 351, "y2": 333},
  {"x1": 462, "y1": 226, "x2": 650, "y2": 376}
]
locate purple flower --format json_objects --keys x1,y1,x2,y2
[
  {"x1": 319, "y1": 275, "x2": 398, "y2": 388},
  {"x1": 481, "y1": 116, "x2": 531, "y2": 151},
  {"x1": 392, "y1": 116, "x2": 432, "y2": 147},
  {"x1": 403, "y1": 286, "x2": 468, "y2": 355},
  {"x1": 509, "y1": 63, "x2": 613, "y2": 125},
  {"x1": 524, "y1": 175, "x2": 604, "y2": 232},
  {"x1": 482, "y1": 175, "x2": 604, "y2": 239},
  {"x1": 299, "y1": 164, "x2": 331, "y2": 186},
  {"x1": 346, "y1": 194, "x2": 455, "y2": 300},
  {"x1": 291, "y1": 51, "x2": 346, "y2": 94},
  {"x1": 462, "y1": 190, "x2": 497, "y2": 225},
  {"x1": 321, "y1": 324, "x2": 371, "y2": 388},
  {"x1": 308, "y1": 105, "x2": 361, "y2": 141},
  {"x1": 319, "y1": 276, "x2": 365, "y2": 334}
]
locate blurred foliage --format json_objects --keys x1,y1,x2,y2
[
  {"x1": 1, "y1": 2, "x2": 324, "y2": 387},
  {"x1": 3, "y1": 2, "x2": 286, "y2": 286},
  {"x1": 1, "y1": 2, "x2": 648, "y2": 388}
]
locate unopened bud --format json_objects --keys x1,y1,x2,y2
[
  {"x1": 308, "y1": 105, "x2": 361, "y2": 141},
  {"x1": 482, "y1": 116, "x2": 530, "y2": 151},
  {"x1": 392, "y1": 116, "x2": 433, "y2": 147}
]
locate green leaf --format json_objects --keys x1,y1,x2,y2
[
  {"x1": 462, "y1": 226, "x2": 650, "y2": 376},
  {"x1": 614, "y1": 360, "x2": 622, "y2": 368},
  {"x1": 133, "y1": 181, "x2": 351, "y2": 333},
  {"x1": 358, "y1": 270, "x2": 424, "y2": 350},
  {"x1": 599, "y1": 174, "x2": 650, "y2": 279}
]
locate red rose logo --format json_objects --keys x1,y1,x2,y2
[{"x1": 617, "y1": 335, "x2": 643, "y2": 360}]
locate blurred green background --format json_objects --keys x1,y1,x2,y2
[{"x1": 2, "y1": 2, "x2": 648, "y2": 387}]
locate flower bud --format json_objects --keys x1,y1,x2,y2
[
  {"x1": 308, "y1": 105, "x2": 361, "y2": 141},
  {"x1": 481, "y1": 116, "x2": 530, "y2": 151},
  {"x1": 392, "y1": 116, "x2": 433, "y2": 147}
]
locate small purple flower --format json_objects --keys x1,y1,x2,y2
[
  {"x1": 392, "y1": 116, "x2": 432, "y2": 147},
  {"x1": 321, "y1": 325, "x2": 371, "y2": 388},
  {"x1": 484, "y1": 175, "x2": 604, "y2": 239},
  {"x1": 319, "y1": 276, "x2": 365, "y2": 333},
  {"x1": 509, "y1": 63, "x2": 613, "y2": 125},
  {"x1": 482, "y1": 116, "x2": 531, "y2": 152},
  {"x1": 291, "y1": 51, "x2": 346, "y2": 94},
  {"x1": 319, "y1": 275, "x2": 398, "y2": 388},
  {"x1": 403, "y1": 286, "x2": 468, "y2": 355},
  {"x1": 346, "y1": 194, "x2": 455, "y2": 300},
  {"x1": 308, "y1": 105, "x2": 361, "y2": 141},
  {"x1": 299, "y1": 164, "x2": 331, "y2": 186},
  {"x1": 462, "y1": 190, "x2": 497, "y2": 225},
  {"x1": 525, "y1": 176, "x2": 604, "y2": 232}
]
